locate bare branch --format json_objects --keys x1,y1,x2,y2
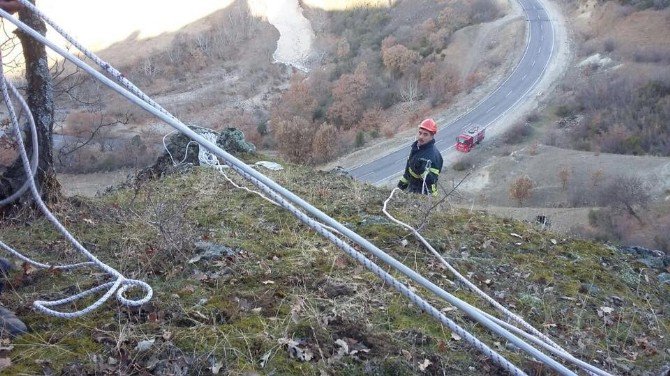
[{"x1": 416, "y1": 169, "x2": 472, "y2": 231}]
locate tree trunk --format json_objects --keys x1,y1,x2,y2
[{"x1": 0, "y1": 0, "x2": 60, "y2": 208}]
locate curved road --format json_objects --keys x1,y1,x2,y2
[{"x1": 349, "y1": 0, "x2": 555, "y2": 185}]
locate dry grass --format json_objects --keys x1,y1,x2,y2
[{"x1": 0, "y1": 163, "x2": 668, "y2": 374}]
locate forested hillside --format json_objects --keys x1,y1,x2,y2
[{"x1": 545, "y1": 1, "x2": 670, "y2": 156}]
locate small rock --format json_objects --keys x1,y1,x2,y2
[
  {"x1": 0, "y1": 306, "x2": 27, "y2": 337},
  {"x1": 192, "y1": 241, "x2": 240, "y2": 262},
  {"x1": 610, "y1": 296, "x2": 624, "y2": 306},
  {"x1": 217, "y1": 127, "x2": 256, "y2": 154},
  {"x1": 328, "y1": 166, "x2": 352, "y2": 179},
  {"x1": 579, "y1": 283, "x2": 600, "y2": 295},
  {"x1": 255, "y1": 161, "x2": 283, "y2": 171}
]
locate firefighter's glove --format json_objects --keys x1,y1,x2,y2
[{"x1": 397, "y1": 180, "x2": 408, "y2": 190}]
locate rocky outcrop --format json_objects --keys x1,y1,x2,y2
[{"x1": 138, "y1": 126, "x2": 255, "y2": 180}]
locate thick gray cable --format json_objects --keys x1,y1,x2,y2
[
  {"x1": 0, "y1": 11, "x2": 579, "y2": 374},
  {"x1": 0, "y1": 79, "x2": 38, "y2": 206},
  {"x1": 384, "y1": 188, "x2": 562, "y2": 346},
  {"x1": 480, "y1": 310, "x2": 611, "y2": 376},
  {"x1": 383, "y1": 188, "x2": 612, "y2": 376},
  {"x1": 0, "y1": 12, "x2": 520, "y2": 368},
  {"x1": 0, "y1": 52, "x2": 152, "y2": 319},
  {"x1": 206, "y1": 161, "x2": 527, "y2": 375}
]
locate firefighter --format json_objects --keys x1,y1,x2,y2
[{"x1": 397, "y1": 118, "x2": 444, "y2": 196}]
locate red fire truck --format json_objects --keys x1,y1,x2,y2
[{"x1": 455, "y1": 126, "x2": 485, "y2": 152}]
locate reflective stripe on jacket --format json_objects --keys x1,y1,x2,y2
[{"x1": 397, "y1": 139, "x2": 443, "y2": 196}]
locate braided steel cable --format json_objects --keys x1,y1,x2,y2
[
  {"x1": 0, "y1": 11, "x2": 580, "y2": 373},
  {"x1": 383, "y1": 188, "x2": 612, "y2": 376},
  {"x1": 1, "y1": 6, "x2": 582, "y2": 374},
  {"x1": 212, "y1": 162, "x2": 529, "y2": 376}
]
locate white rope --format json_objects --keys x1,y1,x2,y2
[
  {"x1": 0, "y1": 5, "x2": 586, "y2": 374},
  {"x1": 0, "y1": 29, "x2": 152, "y2": 320},
  {"x1": 383, "y1": 188, "x2": 612, "y2": 376},
  {"x1": 0, "y1": 77, "x2": 38, "y2": 206},
  {"x1": 162, "y1": 130, "x2": 199, "y2": 166}
]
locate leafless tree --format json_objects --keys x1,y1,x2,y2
[
  {"x1": 597, "y1": 175, "x2": 650, "y2": 223},
  {"x1": 0, "y1": 0, "x2": 60, "y2": 206},
  {"x1": 509, "y1": 176, "x2": 534, "y2": 206},
  {"x1": 400, "y1": 75, "x2": 420, "y2": 102}
]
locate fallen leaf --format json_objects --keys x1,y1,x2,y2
[
  {"x1": 211, "y1": 361, "x2": 223, "y2": 374},
  {"x1": 418, "y1": 358, "x2": 432, "y2": 372},
  {"x1": 598, "y1": 306, "x2": 614, "y2": 316},
  {"x1": 134, "y1": 339, "x2": 155, "y2": 352},
  {"x1": 262, "y1": 280, "x2": 275, "y2": 285},
  {"x1": 0, "y1": 358, "x2": 10, "y2": 370},
  {"x1": 401, "y1": 349, "x2": 412, "y2": 361},
  {"x1": 148, "y1": 311, "x2": 161, "y2": 322},
  {"x1": 180, "y1": 285, "x2": 196, "y2": 294},
  {"x1": 260, "y1": 350, "x2": 272, "y2": 368},
  {"x1": 510, "y1": 233, "x2": 523, "y2": 239},
  {"x1": 451, "y1": 332, "x2": 462, "y2": 341},
  {"x1": 334, "y1": 339, "x2": 349, "y2": 355}
]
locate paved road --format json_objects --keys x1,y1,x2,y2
[{"x1": 348, "y1": 0, "x2": 555, "y2": 185}]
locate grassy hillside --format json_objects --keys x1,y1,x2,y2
[{"x1": 0, "y1": 161, "x2": 668, "y2": 374}]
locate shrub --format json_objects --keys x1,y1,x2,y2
[
  {"x1": 312, "y1": 123, "x2": 340, "y2": 164},
  {"x1": 555, "y1": 105, "x2": 574, "y2": 118},
  {"x1": 502, "y1": 122, "x2": 533, "y2": 144},
  {"x1": 355, "y1": 130, "x2": 365, "y2": 148},
  {"x1": 526, "y1": 112, "x2": 540, "y2": 123},
  {"x1": 274, "y1": 116, "x2": 315, "y2": 164},
  {"x1": 452, "y1": 158, "x2": 474, "y2": 171},
  {"x1": 509, "y1": 176, "x2": 534, "y2": 206}
]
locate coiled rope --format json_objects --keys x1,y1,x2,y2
[
  {"x1": 0, "y1": 51, "x2": 152, "y2": 318},
  {"x1": 0, "y1": 3, "x2": 597, "y2": 374}
]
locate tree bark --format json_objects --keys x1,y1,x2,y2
[{"x1": 0, "y1": 0, "x2": 60, "y2": 208}]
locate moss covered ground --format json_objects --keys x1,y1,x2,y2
[{"x1": 0, "y1": 161, "x2": 668, "y2": 375}]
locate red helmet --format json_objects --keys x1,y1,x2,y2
[{"x1": 419, "y1": 118, "x2": 437, "y2": 134}]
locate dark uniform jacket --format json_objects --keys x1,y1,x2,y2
[{"x1": 397, "y1": 139, "x2": 443, "y2": 195}]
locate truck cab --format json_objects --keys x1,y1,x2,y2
[{"x1": 456, "y1": 126, "x2": 485, "y2": 152}]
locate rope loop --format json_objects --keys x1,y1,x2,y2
[
  {"x1": 116, "y1": 279, "x2": 153, "y2": 307},
  {"x1": 31, "y1": 278, "x2": 153, "y2": 319}
]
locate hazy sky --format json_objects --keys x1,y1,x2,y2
[{"x1": 38, "y1": 1, "x2": 234, "y2": 50}]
